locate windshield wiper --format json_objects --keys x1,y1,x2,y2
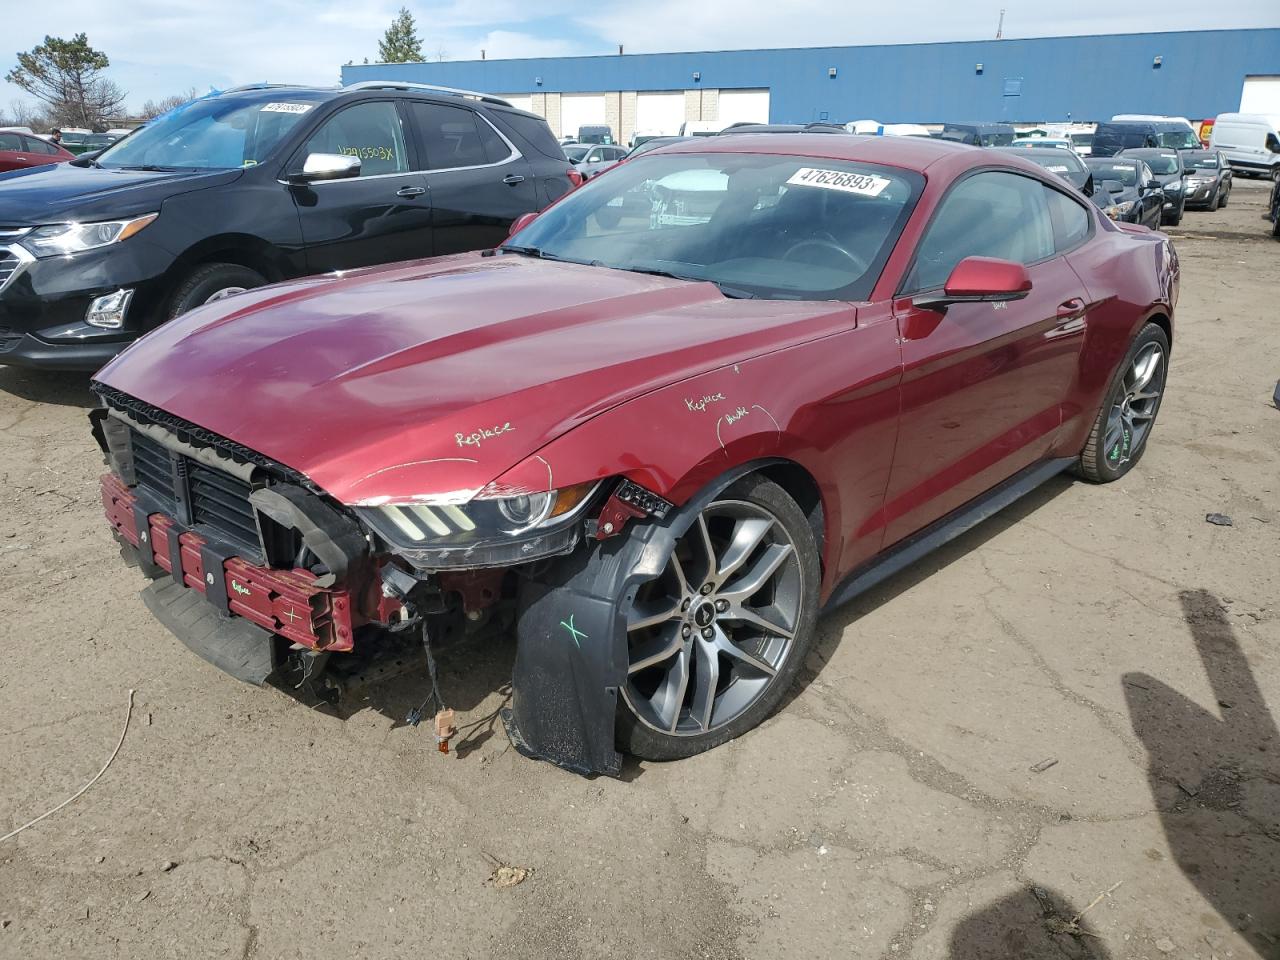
[
  {"x1": 118, "y1": 164, "x2": 182, "y2": 172},
  {"x1": 498, "y1": 244, "x2": 592, "y2": 265},
  {"x1": 624, "y1": 263, "x2": 759, "y2": 299}
]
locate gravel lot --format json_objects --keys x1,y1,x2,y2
[{"x1": 1, "y1": 178, "x2": 1277, "y2": 960}]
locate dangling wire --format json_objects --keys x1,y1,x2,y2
[{"x1": 405, "y1": 622, "x2": 444, "y2": 727}]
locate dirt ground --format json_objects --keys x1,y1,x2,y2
[{"x1": 1, "y1": 179, "x2": 1278, "y2": 960}]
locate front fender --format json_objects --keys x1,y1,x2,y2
[{"x1": 506, "y1": 462, "x2": 770, "y2": 775}]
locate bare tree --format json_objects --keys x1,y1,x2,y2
[
  {"x1": 140, "y1": 87, "x2": 199, "y2": 120},
  {"x1": 0, "y1": 98, "x2": 49, "y2": 131}
]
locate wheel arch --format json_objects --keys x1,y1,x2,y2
[
  {"x1": 161, "y1": 234, "x2": 292, "y2": 297},
  {"x1": 1144, "y1": 310, "x2": 1173, "y2": 354}
]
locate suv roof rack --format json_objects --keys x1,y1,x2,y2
[
  {"x1": 343, "y1": 80, "x2": 511, "y2": 107},
  {"x1": 221, "y1": 82, "x2": 321, "y2": 94}
]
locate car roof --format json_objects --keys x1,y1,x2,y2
[
  {"x1": 1118, "y1": 147, "x2": 1177, "y2": 157},
  {"x1": 943, "y1": 121, "x2": 1016, "y2": 130},
  {"x1": 1099, "y1": 119, "x2": 1183, "y2": 130},
  {"x1": 198, "y1": 82, "x2": 542, "y2": 117},
  {"x1": 1086, "y1": 156, "x2": 1139, "y2": 165},
  {"x1": 996, "y1": 146, "x2": 1081, "y2": 162},
  {"x1": 657, "y1": 132, "x2": 987, "y2": 173}
]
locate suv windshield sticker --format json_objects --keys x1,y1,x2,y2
[
  {"x1": 260, "y1": 102, "x2": 313, "y2": 114},
  {"x1": 787, "y1": 167, "x2": 891, "y2": 196}
]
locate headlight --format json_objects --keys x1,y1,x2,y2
[
  {"x1": 20, "y1": 213, "x2": 158, "y2": 257},
  {"x1": 1184, "y1": 177, "x2": 1207, "y2": 187},
  {"x1": 358, "y1": 481, "x2": 601, "y2": 569},
  {"x1": 1162, "y1": 181, "x2": 1180, "y2": 192},
  {"x1": 1115, "y1": 200, "x2": 1136, "y2": 214}
]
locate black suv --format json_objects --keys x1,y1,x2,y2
[
  {"x1": 0, "y1": 82, "x2": 575, "y2": 370},
  {"x1": 1090, "y1": 120, "x2": 1201, "y2": 158}
]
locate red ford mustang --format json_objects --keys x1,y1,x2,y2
[{"x1": 90, "y1": 135, "x2": 1177, "y2": 775}]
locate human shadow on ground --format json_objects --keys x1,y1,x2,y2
[
  {"x1": 1123, "y1": 588, "x2": 1280, "y2": 954},
  {"x1": 948, "y1": 884, "x2": 1114, "y2": 959}
]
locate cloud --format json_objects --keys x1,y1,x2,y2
[
  {"x1": 579, "y1": 0, "x2": 1280, "y2": 53},
  {"x1": 2, "y1": 0, "x2": 1277, "y2": 112}
]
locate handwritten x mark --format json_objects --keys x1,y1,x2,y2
[{"x1": 560, "y1": 614, "x2": 588, "y2": 648}]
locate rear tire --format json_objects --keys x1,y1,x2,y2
[
  {"x1": 1076, "y1": 323, "x2": 1169, "y2": 483},
  {"x1": 617, "y1": 475, "x2": 820, "y2": 761},
  {"x1": 168, "y1": 263, "x2": 266, "y2": 320}
]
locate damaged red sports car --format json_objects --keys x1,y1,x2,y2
[{"x1": 90, "y1": 135, "x2": 1177, "y2": 775}]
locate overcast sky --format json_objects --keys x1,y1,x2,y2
[{"x1": 4, "y1": 1, "x2": 1279, "y2": 113}]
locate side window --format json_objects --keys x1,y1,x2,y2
[
  {"x1": 23, "y1": 136, "x2": 58, "y2": 155},
  {"x1": 408, "y1": 102, "x2": 489, "y2": 170},
  {"x1": 301, "y1": 101, "x2": 408, "y2": 176},
  {"x1": 905, "y1": 172, "x2": 1056, "y2": 293},
  {"x1": 1043, "y1": 186, "x2": 1091, "y2": 252},
  {"x1": 0, "y1": 132, "x2": 22, "y2": 151},
  {"x1": 475, "y1": 115, "x2": 513, "y2": 164}
]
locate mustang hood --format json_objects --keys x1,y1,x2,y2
[
  {"x1": 95, "y1": 253, "x2": 854, "y2": 505},
  {"x1": 0, "y1": 163, "x2": 241, "y2": 225}
]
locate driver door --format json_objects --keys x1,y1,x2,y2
[
  {"x1": 883, "y1": 171, "x2": 1090, "y2": 547},
  {"x1": 288, "y1": 99, "x2": 433, "y2": 272}
]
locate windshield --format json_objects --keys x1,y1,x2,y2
[
  {"x1": 1024, "y1": 152, "x2": 1087, "y2": 187},
  {"x1": 508, "y1": 152, "x2": 922, "y2": 301},
  {"x1": 1157, "y1": 129, "x2": 1201, "y2": 150},
  {"x1": 1188, "y1": 155, "x2": 1219, "y2": 170},
  {"x1": 1142, "y1": 154, "x2": 1180, "y2": 175},
  {"x1": 564, "y1": 145, "x2": 591, "y2": 162},
  {"x1": 1071, "y1": 134, "x2": 1094, "y2": 146},
  {"x1": 1086, "y1": 161, "x2": 1138, "y2": 186},
  {"x1": 95, "y1": 94, "x2": 323, "y2": 170}
]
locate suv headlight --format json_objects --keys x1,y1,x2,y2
[
  {"x1": 20, "y1": 213, "x2": 157, "y2": 257},
  {"x1": 358, "y1": 481, "x2": 601, "y2": 569}
]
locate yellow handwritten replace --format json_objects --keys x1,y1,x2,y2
[{"x1": 456, "y1": 422, "x2": 515, "y2": 448}]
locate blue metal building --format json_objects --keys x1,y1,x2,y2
[{"x1": 341, "y1": 28, "x2": 1280, "y2": 137}]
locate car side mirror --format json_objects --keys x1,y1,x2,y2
[
  {"x1": 290, "y1": 153, "x2": 361, "y2": 183},
  {"x1": 508, "y1": 211, "x2": 539, "y2": 238},
  {"x1": 1146, "y1": 179, "x2": 1163, "y2": 191},
  {"x1": 913, "y1": 257, "x2": 1033, "y2": 311}
]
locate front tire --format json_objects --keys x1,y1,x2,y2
[
  {"x1": 1076, "y1": 323, "x2": 1169, "y2": 483},
  {"x1": 617, "y1": 475, "x2": 820, "y2": 761},
  {"x1": 168, "y1": 263, "x2": 267, "y2": 320}
]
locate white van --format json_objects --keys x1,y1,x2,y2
[
  {"x1": 679, "y1": 120, "x2": 726, "y2": 137},
  {"x1": 1209, "y1": 113, "x2": 1280, "y2": 178}
]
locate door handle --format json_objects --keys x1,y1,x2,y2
[
  {"x1": 396, "y1": 185, "x2": 426, "y2": 198},
  {"x1": 502, "y1": 174, "x2": 526, "y2": 185},
  {"x1": 1056, "y1": 298, "x2": 1086, "y2": 319}
]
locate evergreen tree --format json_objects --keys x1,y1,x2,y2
[{"x1": 378, "y1": 8, "x2": 424, "y2": 63}]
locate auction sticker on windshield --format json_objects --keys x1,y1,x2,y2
[
  {"x1": 260, "y1": 103, "x2": 313, "y2": 114},
  {"x1": 787, "y1": 167, "x2": 891, "y2": 196}
]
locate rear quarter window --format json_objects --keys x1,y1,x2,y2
[
  {"x1": 491, "y1": 110, "x2": 567, "y2": 161},
  {"x1": 1044, "y1": 187, "x2": 1092, "y2": 252}
]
